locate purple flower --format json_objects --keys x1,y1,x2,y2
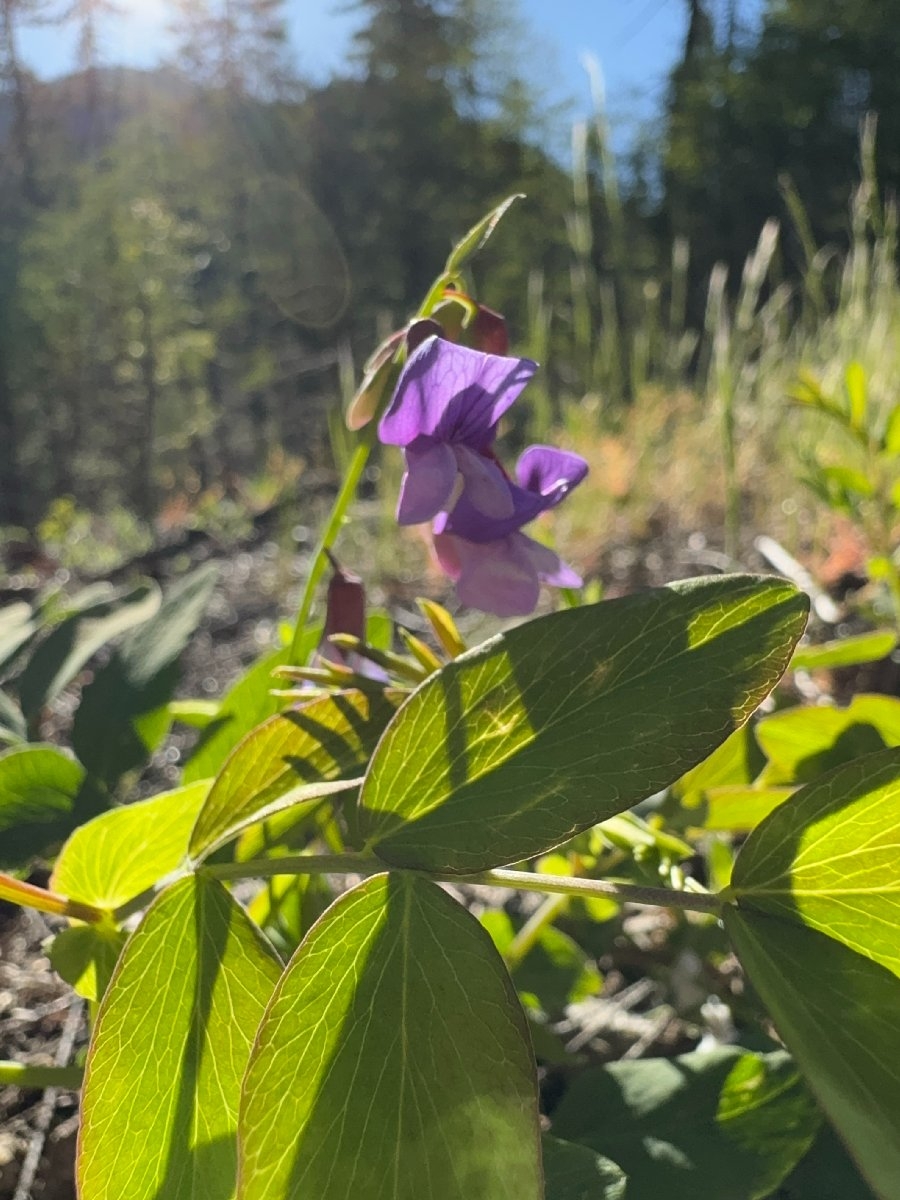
[
  {"x1": 434, "y1": 531, "x2": 582, "y2": 617},
  {"x1": 378, "y1": 335, "x2": 537, "y2": 526},
  {"x1": 378, "y1": 333, "x2": 588, "y2": 616},
  {"x1": 435, "y1": 445, "x2": 588, "y2": 542},
  {"x1": 430, "y1": 445, "x2": 588, "y2": 616}
]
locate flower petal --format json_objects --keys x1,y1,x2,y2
[
  {"x1": 436, "y1": 484, "x2": 543, "y2": 542},
  {"x1": 433, "y1": 533, "x2": 540, "y2": 617},
  {"x1": 396, "y1": 441, "x2": 458, "y2": 525},
  {"x1": 453, "y1": 445, "x2": 515, "y2": 519},
  {"x1": 515, "y1": 446, "x2": 589, "y2": 507},
  {"x1": 519, "y1": 534, "x2": 583, "y2": 588},
  {"x1": 379, "y1": 336, "x2": 536, "y2": 449}
]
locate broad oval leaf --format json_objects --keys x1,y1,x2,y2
[
  {"x1": 190, "y1": 689, "x2": 402, "y2": 860},
  {"x1": 238, "y1": 872, "x2": 541, "y2": 1200},
  {"x1": 541, "y1": 1135, "x2": 626, "y2": 1200},
  {"x1": 78, "y1": 873, "x2": 281, "y2": 1200},
  {"x1": 729, "y1": 747, "x2": 900, "y2": 978},
  {"x1": 724, "y1": 907, "x2": 900, "y2": 1200},
  {"x1": 0, "y1": 744, "x2": 87, "y2": 869},
  {"x1": 51, "y1": 779, "x2": 211, "y2": 910},
  {"x1": 359, "y1": 575, "x2": 808, "y2": 873},
  {"x1": 551, "y1": 1047, "x2": 820, "y2": 1200}
]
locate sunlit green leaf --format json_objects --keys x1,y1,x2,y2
[
  {"x1": 49, "y1": 924, "x2": 128, "y2": 1002},
  {"x1": 819, "y1": 464, "x2": 874, "y2": 501},
  {"x1": 756, "y1": 694, "x2": 900, "y2": 784},
  {"x1": 551, "y1": 1047, "x2": 819, "y2": 1200},
  {"x1": 238, "y1": 872, "x2": 541, "y2": 1200},
  {"x1": 0, "y1": 601, "x2": 36, "y2": 674},
  {"x1": 702, "y1": 785, "x2": 794, "y2": 832},
  {"x1": 359, "y1": 575, "x2": 807, "y2": 873},
  {"x1": 844, "y1": 360, "x2": 867, "y2": 431},
  {"x1": 724, "y1": 907, "x2": 900, "y2": 1200},
  {"x1": 17, "y1": 581, "x2": 160, "y2": 720},
  {"x1": 189, "y1": 688, "x2": 401, "y2": 860},
  {"x1": 168, "y1": 699, "x2": 222, "y2": 728},
  {"x1": 0, "y1": 744, "x2": 88, "y2": 868},
  {"x1": 183, "y1": 640, "x2": 308, "y2": 784},
  {"x1": 791, "y1": 630, "x2": 897, "y2": 672},
  {"x1": 0, "y1": 688, "x2": 25, "y2": 745},
  {"x1": 672, "y1": 723, "x2": 764, "y2": 811},
  {"x1": 51, "y1": 779, "x2": 211, "y2": 910},
  {"x1": 78, "y1": 874, "x2": 281, "y2": 1200},
  {"x1": 541, "y1": 1135, "x2": 626, "y2": 1200},
  {"x1": 883, "y1": 405, "x2": 900, "y2": 456},
  {"x1": 730, "y1": 747, "x2": 900, "y2": 978},
  {"x1": 443, "y1": 193, "x2": 523, "y2": 275}
]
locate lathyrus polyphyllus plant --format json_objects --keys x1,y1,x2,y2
[
  {"x1": 378, "y1": 334, "x2": 588, "y2": 615},
  {"x1": 6, "y1": 196, "x2": 900, "y2": 1200}
]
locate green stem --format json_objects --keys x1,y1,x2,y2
[
  {"x1": 0, "y1": 1061, "x2": 84, "y2": 1090},
  {"x1": 206, "y1": 853, "x2": 378, "y2": 883},
  {"x1": 504, "y1": 893, "x2": 568, "y2": 969},
  {"x1": 206, "y1": 854, "x2": 722, "y2": 914},
  {"x1": 465, "y1": 867, "x2": 722, "y2": 914},
  {"x1": 288, "y1": 431, "x2": 377, "y2": 664}
]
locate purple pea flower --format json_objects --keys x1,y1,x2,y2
[
  {"x1": 378, "y1": 333, "x2": 588, "y2": 616},
  {"x1": 433, "y1": 446, "x2": 588, "y2": 616},
  {"x1": 378, "y1": 335, "x2": 537, "y2": 526}
]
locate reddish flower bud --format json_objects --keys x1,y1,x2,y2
[
  {"x1": 469, "y1": 304, "x2": 509, "y2": 355},
  {"x1": 320, "y1": 553, "x2": 366, "y2": 666}
]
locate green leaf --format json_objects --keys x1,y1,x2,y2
[
  {"x1": 729, "y1": 747, "x2": 900, "y2": 978},
  {"x1": 845, "y1": 360, "x2": 867, "y2": 431},
  {"x1": 359, "y1": 575, "x2": 808, "y2": 873},
  {"x1": 78, "y1": 874, "x2": 281, "y2": 1200},
  {"x1": 189, "y1": 688, "x2": 402, "y2": 860},
  {"x1": 481, "y1": 910, "x2": 602, "y2": 1014},
  {"x1": 73, "y1": 564, "x2": 218, "y2": 786},
  {"x1": 0, "y1": 745, "x2": 88, "y2": 868},
  {"x1": 702, "y1": 785, "x2": 794, "y2": 832},
  {"x1": 183, "y1": 641, "x2": 306, "y2": 784},
  {"x1": 238, "y1": 872, "x2": 542, "y2": 1200},
  {"x1": 0, "y1": 601, "x2": 36, "y2": 674},
  {"x1": 551, "y1": 1047, "x2": 820, "y2": 1200},
  {"x1": 819, "y1": 464, "x2": 874, "y2": 502},
  {"x1": 51, "y1": 779, "x2": 211, "y2": 910},
  {"x1": 168, "y1": 699, "x2": 222, "y2": 728},
  {"x1": 0, "y1": 688, "x2": 26, "y2": 745},
  {"x1": 672, "y1": 723, "x2": 764, "y2": 811},
  {"x1": 883, "y1": 405, "x2": 900, "y2": 456},
  {"x1": 791, "y1": 630, "x2": 897, "y2": 671},
  {"x1": 756, "y1": 694, "x2": 900, "y2": 784},
  {"x1": 17, "y1": 581, "x2": 161, "y2": 720},
  {"x1": 779, "y1": 1123, "x2": 876, "y2": 1199},
  {"x1": 541, "y1": 1135, "x2": 626, "y2": 1200},
  {"x1": 443, "y1": 194, "x2": 524, "y2": 276},
  {"x1": 724, "y1": 907, "x2": 900, "y2": 1200},
  {"x1": 49, "y1": 924, "x2": 128, "y2": 1002}
]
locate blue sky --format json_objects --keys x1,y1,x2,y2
[{"x1": 19, "y1": 1, "x2": 754, "y2": 145}]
